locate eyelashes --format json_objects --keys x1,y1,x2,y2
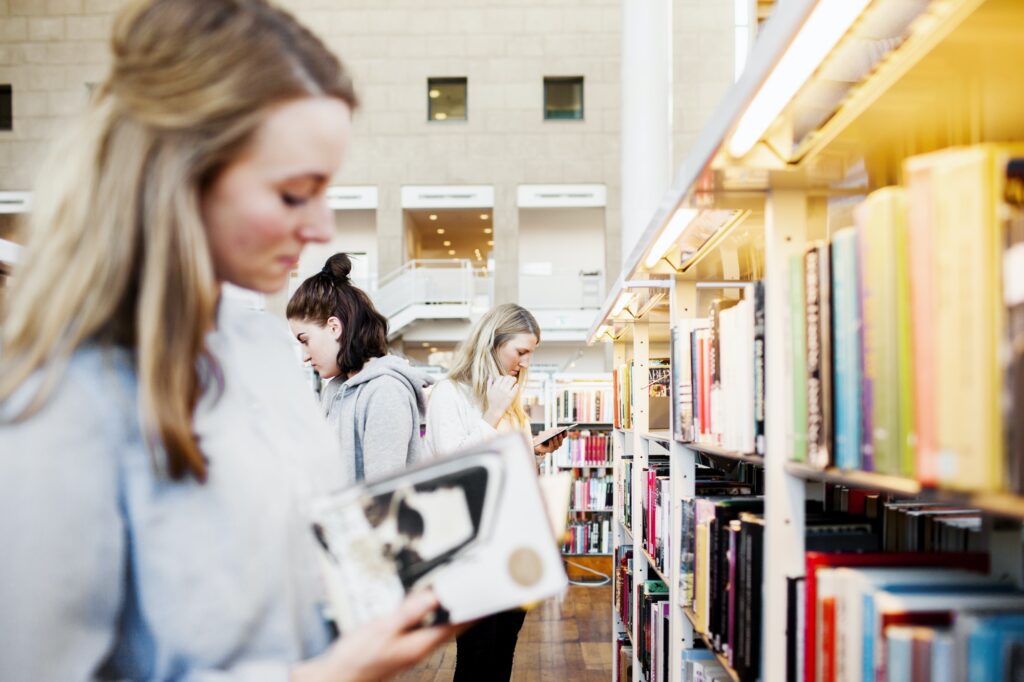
[{"x1": 280, "y1": 192, "x2": 310, "y2": 207}]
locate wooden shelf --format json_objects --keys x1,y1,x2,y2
[
  {"x1": 682, "y1": 608, "x2": 741, "y2": 682},
  {"x1": 687, "y1": 442, "x2": 766, "y2": 466},
  {"x1": 563, "y1": 552, "x2": 613, "y2": 557},
  {"x1": 785, "y1": 461, "x2": 1024, "y2": 520},
  {"x1": 639, "y1": 547, "x2": 670, "y2": 585}
]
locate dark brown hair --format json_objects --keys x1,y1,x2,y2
[{"x1": 287, "y1": 253, "x2": 389, "y2": 376}]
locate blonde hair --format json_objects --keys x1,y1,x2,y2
[
  {"x1": 447, "y1": 303, "x2": 541, "y2": 429},
  {"x1": 0, "y1": 0, "x2": 357, "y2": 481}
]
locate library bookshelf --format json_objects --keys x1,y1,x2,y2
[
  {"x1": 595, "y1": 1, "x2": 1024, "y2": 680},
  {"x1": 535, "y1": 373, "x2": 617, "y2": 561}
]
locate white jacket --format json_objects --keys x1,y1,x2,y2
[{"x1": 424, "y1": 378, "x2": 530, "y2": 457}]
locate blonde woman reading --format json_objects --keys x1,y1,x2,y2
[{"x1": 424, "y1": 303, "x2": 566, "y2": 681}]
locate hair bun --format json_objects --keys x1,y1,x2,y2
[{"x1": 322, "y1": 252, "x2": 353, "y2": 283}]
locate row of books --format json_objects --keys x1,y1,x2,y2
[
  {"x1": 614, "y1": 544, "x2": 635, "y2": 637},
  {"x1": 569, "y1": 473, "x2": 612, "y2": 511},
  {"x1": 799, "y1": 551, "x2": 1024, "y2": 682},
  {"x1": 554, "y1": 385, "x2": 614, "y2": 424},
  {"x1": 637, "y1": 579, "x2": 670, "y2": 682},
  {"x1": 641, "y1": 462, "x2": 671, "y2": 576},
  {"x1": 613, "y1": 359, "x2": 671, "y2": 431},
  {"x1": 615, "y1": 634, "x2": 633, "y2": 682},
  {"x1": 562, "y1": 516, "x2": 611, "y2": 555},
  {"x1": 676, "y1": 484, "x2": 1006, "y2": 681},
  {"x1": 792, "y1": 145, "x2": 1024, "y2": 492},
  {"x1": 552, "y1": 430, "x2": 612, "y2": 467},
  {"x1": 670, "y1": 286, "x2": 766, "y2": 455},
  {"x1": 620, "y1": 459, "x2": 634, "y2": 531}
]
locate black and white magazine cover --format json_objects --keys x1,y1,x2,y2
[{"x1": 309, "y1": 431, "x2": 569, "y2": 634}]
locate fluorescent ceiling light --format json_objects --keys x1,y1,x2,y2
[
  {"x1": 610, "y1": 291, "x2": 633, "y2": 317},
  {"x1": 644, "y1": 208, "x2": 700, "y2": 269},
  {"x1": 728, "y1": 0, "x2": 871, "y2": 158}
]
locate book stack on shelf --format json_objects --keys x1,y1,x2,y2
[
  {"x1": 789, "y1": 145, "x2": 1024, "y2": 490},
  {"x1": 570, "y1": 470, "x2": 612, "y2": 512},
  {"x1": 669, "y1": 286, "x2": 765, "y2": 456},
  {"x1": 555, "y1": 379, "x2": 614, "y2": 424},
  {"x1": 553, "y1": 430, "x2": 612, "y2": 468},
  {"x1": 563, "y1": 515, "x2": 611, "y2": 555},
  {"x1": 590, "y1": 3, "x2": 1024, "y2": 681}
]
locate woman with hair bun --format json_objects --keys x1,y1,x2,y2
[
  {"x1": 0, "y1": 0, "x2": 457, "y2": 679},
  {"x1": 287, "y1": 252, "x2": 431, "y2": 486}
]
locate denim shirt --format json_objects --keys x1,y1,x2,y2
[{"x1": 0, "y1": 300, "x2": 345, "y2": 681}]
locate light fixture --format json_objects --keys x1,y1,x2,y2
[
  {"x1": 448, "y1": 249, "x2": 456, "y2": 255},
  {"x1": 435, "y1": 112, "x2": 448, "y2": 120},
  {"x1": 610, "y1": 291, "x2": 633, "y2": 318},
  {"x1": 483, "y1": 228, "x2": 492, "y2": 234},
  {"x1": 644, "y1": 208, "x2": 700, "y2": 269},
  {"x1": 430, "y1": 347, "x2": 438, "y2": 353},
  {"x1": 429, "y1": 214, "x2": 438, "y2": 221},
  {"x1": 421, "y1": 342, "x2": 429, "y2": 347},
  {"x1": 429, "y1": 89, "x2": 440, "y2": 99},
  {"x1": 443, "y1": 240, "x2": 451, "y2": 246},
  {"x1": 727, "y1": 0, "x2": 870, "y2": 158},
  {"x1": 480, "y1": 213, "x2": 489, "y2": 220},
  {"x1": 437, "y1": 228, "x2": 445, "y2": 234},
  {"x1": 487, "y1": 240, "x2": 494, "y2": 246}
]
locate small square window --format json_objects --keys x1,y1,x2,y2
[
  {"x1": 428, "y1": 78, "x2": 467, "y2": 122},
  {"x1": 544, "y1": 77, "x2": 583, "y2": 120},
  {"x1": 0, "y1": 85, "x2": 12, "y2": 131}
]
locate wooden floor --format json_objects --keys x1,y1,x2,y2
[{"x1": 394, "y1": 584, "x2": 613, "y2": 682}]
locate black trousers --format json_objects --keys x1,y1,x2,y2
[{"x1": 453, "y1": 609, "x2": 528, "y2": 682}]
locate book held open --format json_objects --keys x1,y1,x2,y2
[{"x1": 309, "y1": 431, "x2": 569, "y2": 634}]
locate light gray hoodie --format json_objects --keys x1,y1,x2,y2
[{"x1": 320, "y1": 354, "x2": 433, "y2": 487}]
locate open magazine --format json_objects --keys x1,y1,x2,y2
[{"x1": 309, "y1": 432, "x2": 570, "y2": 634}]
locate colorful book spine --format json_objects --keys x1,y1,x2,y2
[
  {"x1": 790, "y1": 252, "x2": 808, "y2": 463},
  {"x1": 804, "y1": 243, "x2": 832, "y2": 469},
  {"x1": 831, "y1": 227, "x2": 862, "y2": 470}
]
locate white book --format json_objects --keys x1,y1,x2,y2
[{"x1": 310, "y1": 432, "x2": 568, "y2": 633}]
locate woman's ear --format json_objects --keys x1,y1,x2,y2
[{"x1": 327, "y1": 316, "x2": 343, "y2": 341}]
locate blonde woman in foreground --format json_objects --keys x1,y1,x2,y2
[
  {"x1": 0, "y1": 1, "x2": 457, "y2": 680},
  {"x1": 425, "y1": 303, "x2": 566, "y2": 681}
]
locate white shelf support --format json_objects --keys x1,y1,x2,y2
[
  {"x1": 669, "y1": 277, "x2": 698, "y2": 681},
  {"x1": 762, "y1": 189, "x2": 810, "y2": 682},
  {"x1": 631, "y1": 320, "x2": 650, "y2": 682}
]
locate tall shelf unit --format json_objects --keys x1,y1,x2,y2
[{"x1": 596, "y1": 0, "x2": 1024, "y2": 680}]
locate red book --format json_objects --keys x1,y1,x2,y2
[
  {"x1": 804, "y1": 551, "x2": 988, "y2": 682},
  {"x1": 822, "y1": 596, "x2": 836, "y2": 682}
]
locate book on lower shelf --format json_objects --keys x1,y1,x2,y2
[
  {"x1": 563, "y1": 515, "x2": 611, "y2": 555},
  {"x1": 552, "y1": 429, "x2": 612, "y2": 467}
]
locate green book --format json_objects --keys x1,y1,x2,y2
[{"x1": 790, "y1": 252, "x2": 808, "y2": 463}]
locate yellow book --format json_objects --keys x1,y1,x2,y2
[
  {"x1": 919, "y1": 144, "x2": 1024, "y2": 491},
  {"x1": 859, "y1": 188, "x2": 914, "y2": 477},
  {"x1": 693, "y1": 521, "x2": 709, "y2": 633}
]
